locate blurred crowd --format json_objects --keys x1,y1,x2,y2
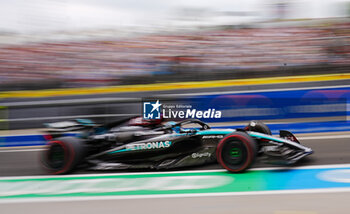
[{"x1": 0, "y1": 21, "x2": 349, "y2": 89}]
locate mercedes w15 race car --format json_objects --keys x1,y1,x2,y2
[{"x1": 41, "y1": 117, "x2": 313, "y2": 174}]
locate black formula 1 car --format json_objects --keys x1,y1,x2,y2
[{"x1": 41, "y1": 117, "x2": 313, "y2": 174}]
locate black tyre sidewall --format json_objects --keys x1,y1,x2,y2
[{"x1": 41, "y1": 137, "x2": 85, "y2": 175}]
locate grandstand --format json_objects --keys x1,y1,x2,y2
[{"x1": 0, "y1": 20, "x2": 349, "y2": 90}]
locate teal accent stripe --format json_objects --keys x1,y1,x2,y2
[
  {"x1": 249, "y1": 133, "x2": 285, "y2": 143},
  {"x1": 109, "y1": 148, "x2": 132, "y2": 154},
  {"x1": 197, "y1": 130, "x2": 233, "y2": 135}
]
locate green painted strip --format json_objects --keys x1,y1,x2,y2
[
  {"x1": 2, "y1": 166, "x2": 350, "y2": 199},
  {"x1": 0, "y1": 172, "x2": 236, "y2": 198}
]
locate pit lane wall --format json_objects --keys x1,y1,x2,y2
[
  {"x1": 1, "y1": 121, "x2": 350, "y2": 147},
  {"x1": 187, "y1": 86, "x2": 349, "y2": 123},
  {"x1": 0, "y1": 86, "x2": 349, "y2": 147}
]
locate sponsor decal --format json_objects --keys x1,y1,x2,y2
[
  {"x1": 202, "y1": 135, "x2": 224, "y2": 139},
  {"x1": 126, "y1": 141, "x2": 172, "y2": 151},
  {"x1": 191, "y1": 152, "x2": 212, "y2": 158}
]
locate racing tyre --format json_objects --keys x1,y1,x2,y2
[
  {"x1": 41, "y1": 137, "x2": 85, "y2": 175},
  {"x1": 216, "y1": 132, "x2": 257, "y2": 173},
  {"x1": 245, "y1": 120, "x2": 271, "y2": 135}
]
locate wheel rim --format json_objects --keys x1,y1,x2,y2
[
  {"x1": 46, "y1": 143, "x2": 66, "y2": 169},
  {"x1": 221, "y1": 140, "x2": 248, "y2": 168}
]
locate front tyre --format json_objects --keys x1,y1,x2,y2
[
  {"x1": 216, "y1": 132, "x2": 257, "y2": 173},
  {"x1": 245, "y1": 120, "x2": 271, "y2": 135},
  {"x1": 41, "y1": 137, "x2": 85, "y2": 175}
]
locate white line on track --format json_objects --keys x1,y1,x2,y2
[
  {"x1": 0, "y1": 149, "x2": 44, "y2": 153},
  {"x1": 298, "y1": 134, "x2": 350, "y2": 140},
  {"x1": 1, "y1": 163, "x2": 350, "y2": 180}
]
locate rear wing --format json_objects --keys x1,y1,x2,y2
[{"x1": 44, "y1": 119, "x2": 96, "y2": 132}]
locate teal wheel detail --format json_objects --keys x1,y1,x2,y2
[{"x1": 230, "y1": 148, "x2": 241, "y2": 157}]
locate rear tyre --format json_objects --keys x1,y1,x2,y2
[
  {"x1": 216, "y1": 132, "x2": 257, "y2": 173},
  {"x1": 41, "y1": 137, "x2": 85, "y2": 175}
]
